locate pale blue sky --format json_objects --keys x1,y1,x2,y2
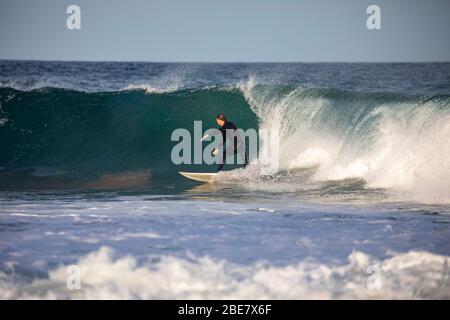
[{"x1": 0, "y1": 0, "x2": 449, "y2": 62}]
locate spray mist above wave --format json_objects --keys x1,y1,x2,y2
[
  {"x1": 3, "y1": 61, "x2": 450, "y2": 95},
  {"x1": 0, "y1": 81, "x2": 185, "y2": 94},
  {"x1": 0, "y1": 62, "x2": 196, "y2": 93},
  {"x1": 121, "y1": 83, "x2": 181, "y2": 94},
  {"x1": 237, "y1": 76, "x2": 450, "y2": 203}
]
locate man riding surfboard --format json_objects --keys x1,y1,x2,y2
[{"x1": 211, "y1": 113, "x2": 249, "y2": 172}]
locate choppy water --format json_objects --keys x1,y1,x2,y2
[{"x1": 0, "y1": 61, "x2": 450, "y2": 299}]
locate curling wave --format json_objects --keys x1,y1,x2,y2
[{"x1": 1, "y1": 82, "x2": 450, "y2": 203}]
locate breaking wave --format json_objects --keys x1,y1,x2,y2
[
  {"x1": 1, "y1": 79, "x2": 450, "y2": 203},
  {"x1": 1, "y1": 247, "x2": 449, "y2": 299}
]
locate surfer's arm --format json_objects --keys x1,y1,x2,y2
[
  {"x1": 203, "y1": 127, "x2": 227, "y2": 154},
  {"x1": 201, "y1": 128, "x2": 224, "y2": 141}
]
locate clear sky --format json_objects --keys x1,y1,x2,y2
[{"x1": 0, "y1": 0, "x2": 449, "y2": 62}]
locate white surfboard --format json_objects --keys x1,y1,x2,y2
[{"x1": 179, "y1": 171, "x2": 217, "y2": 183}]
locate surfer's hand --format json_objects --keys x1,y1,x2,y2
[{"x1": 212, "y1": 148, "x2": 219, "y2": 156}]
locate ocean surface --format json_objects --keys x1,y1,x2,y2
[{"x1": 0, "y1": 61, "x2": 450, "y2": 299}]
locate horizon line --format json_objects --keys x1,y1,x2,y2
[{"x1": 1, "y1": 58, "x2": 450, "y2": 64}]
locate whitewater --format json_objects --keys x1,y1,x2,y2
[{"x1": 0, "y1": 61, "x2": 449, "y2": 299}]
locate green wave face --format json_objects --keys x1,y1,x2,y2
[{"x1": 0, "y1": 87, "x2": 257, "y2": 189}]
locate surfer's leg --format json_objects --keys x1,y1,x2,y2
[
  {"x1": 218, "y1": 147, "x2": 233, "y2": 171},
  {"x1": 236, "y1": 147, "x2": 248, "y2": 168},
  {"x1": 233, "y1": 149, "x2": 248, "y2": 168},
  {"x1": 217, "y1": 150, "x2": 226, "y2": 172},
  {"x1": 217, "y1": 147, "x2": 246, "y2": 171}
]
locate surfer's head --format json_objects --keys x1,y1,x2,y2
[{"x1": 216, "y1": 113, "x2": 226, "y2": 127}]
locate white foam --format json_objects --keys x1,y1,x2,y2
[
  {"x1": 237, "y1": 78, "x2": 450, "y2": 204},
  {"x1": 1, "y1": 247, "x2": 449, "y2": 299},
  {"x1": 122, "y1": 84, "x2": 180, "y2": 94},
  {"x1": 316, "y1": 104, "x2": 450, "y2": 203}
]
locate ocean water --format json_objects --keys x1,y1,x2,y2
[{"x1": 0, "y1": 61, "x2": 450, "y2": 299}]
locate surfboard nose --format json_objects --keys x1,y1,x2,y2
[{"x1": 179, "y1": 172, "x2": 216, "y2": 183}]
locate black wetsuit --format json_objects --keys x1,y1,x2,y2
[{"x1": 217, "y1": 121, "x2": 249, "y2": 172}]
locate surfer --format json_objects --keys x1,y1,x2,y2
[{"x1": 211, "y1": 113, "x2": 248, "y2": 172}]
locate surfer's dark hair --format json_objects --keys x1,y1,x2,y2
[{"x1": 216, "y1": 113, "x2": 227, "y2": 121}]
